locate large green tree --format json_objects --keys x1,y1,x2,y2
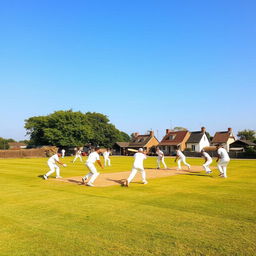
[
  {"x1": 237, "y1": 129, "x2": 256, "y2": 142},
  {"x1": 25, "y1": 110, "x2": 130, "y2": 148}
]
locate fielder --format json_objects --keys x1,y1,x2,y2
[
  {"x1": 43, "y1": 152, "x2": 67, "y2": 179},
  {"x1": 73, "y1": 149, "x2": 83, "y2": 163},
  {"x1": 175, "y1": 146, "x2": 191, "y2": 170},
  {"x1": 201, "y1": 149, "x2": 212, "y2": 174},
  {"x1": 103, "y1": 148, "x2": 111, "y2": 167},
  {"x1": 156, "y1": 147, "x2": 167, "y2": 169},
  {"x1": 123, "y1": 148, "x2": 147, "y2": 187},
  {"x1": 82, "y1": 147, "x2": 104, "y2": 187},
  {"x1": 61, "y1": 149, "x2": 65, "y2": 158},
  {"x1": 216, "y1": 144, "x2": 230, "y2": 178}
]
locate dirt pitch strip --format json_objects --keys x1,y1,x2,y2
[{"x1": 55, "y1": 166, "x2": 206, "y2": 187}]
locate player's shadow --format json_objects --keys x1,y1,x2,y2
[
  {"x1": 66, "y1": 179, "x2": 84, "y2": 185},
  {"x1": 38, "y1": 175, "x2": 44, "y2": 179},
  {"x1": 107, "y1": 178, "x2": 124, "y2": 185},
  {"x1": 182, "y1": 173, "x2": 214, "y2": 178}
]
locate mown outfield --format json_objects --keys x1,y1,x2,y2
[{"x1": 0, "y1": 156, "x2": 255, "y2": 256}]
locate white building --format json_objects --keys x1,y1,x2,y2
[{"x1": 186, "y1": 127, "x2": 210, "y2": 152}]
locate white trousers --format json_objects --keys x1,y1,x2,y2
[
  {"x1": 218, "y1": 160, "x2": 230, "y2": 178},
  {"x1": 203, "y1": 159, "x2": 212, "y2": 173},
  {"x1": 62, "y1": 153, "x2": 65, "y2": 158},
  {"x1": 104, "y1": 157, "x2": 111, "y2": 166},
  {"x1": 84, "y1": 163, "x2": 100, "y2": 184},
  {"x1": 46, "y1": 163, "x2": 60, "y2": 177},
  {"x1": 73, "y1": 155, "x2": 82, "y2": 162},
  {"x1": 127, "y1": 167, "x2": 146, "y2": 184},
  {"x1": 177, "y1": 158, "x2": 190, "y2": 169},
  {"x1": 157, "y1": 157, "x2": 167, "y2": 169}
]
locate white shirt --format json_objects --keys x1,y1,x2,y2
[
  {"x1": 133, "y1": 152, "x2": 147, "y2": 169},
  {"x1": 202, "y1": 152, "x2": 212, "y2": 161},
  {"x1": 48, "y1": 154, "x2": 59, "y2": 165},
  {"x1": 61, "y1": 149, "x2": 65, "y2": 153},
  {"x1": 176, "y1": 150, "x2": 185, "y2": 159},
  {"x1": 217, "y1": 148, "x2": 230, "y2": 161},
  {"x1": 103, "y1": 151, "x2": 110, "y2": 158},
  {"x1": 156, "y1": 150, "x2": 164, "y2": 159},
  {"x1": 86, "y1": 151, "x2": 100, "y2": 164},
  {"x1": 76, "y1": 150, "x2": 82, "y2": 155}
]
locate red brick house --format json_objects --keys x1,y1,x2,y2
[
  {"x1": 211, "y1": 128, "x2": 236, "y2": 152},
  {"x1": 159, "y1": 129, "x2": 191, "y2": 155}
]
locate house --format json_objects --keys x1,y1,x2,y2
[
  {"x1": 128, "y1": 131, "x2": 159, "y2": 153},
  {"x1": 8, "y1": 142, "x2": 27, "y2": 149},
  {"x1": 229, "y1": 140, "x2": 256, "y2": 152},
  {"x1": 186, "y1": 127, "x2": 210, "y2": 152},
  {"x1": 211, "y1": 128, "x2": 236, "y2": 152},
  {"x1": 113, "y1": 131, "x2": 159, "y2": 155},
  {"x1": 113, "y1": 142, "x2": 130, "y2": 155},
  {"x1": 159, "y1": 129, "x2": 191, "y2": 155}
]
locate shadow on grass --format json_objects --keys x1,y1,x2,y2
[
  {"x1": 181, "y1": 173, "x2": 214, "y2": 178},
  {"x1": 107, "y1": 178, "x2": 125, "y2": 185},
  {"x1": 67, "y1": 179, "x2": 84, "y2": 185}
]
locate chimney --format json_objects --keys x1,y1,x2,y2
[
  {"x1": 133, "y1": 132, "x2": 139, "y2": 138},
  {"x1": 149, "y1": 131, "x2": 154, "y2": 137},
  {"x1": 228, "y1": 128, "x2": 232, "y2": 133},
  {"x1": 166, "y1": 129, "x2": 171, "y2": 135},
  {"x1": 201, "y1": 127, "x2": 206, "y2": 133}
]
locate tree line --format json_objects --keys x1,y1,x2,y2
[
  {"x1": 24, "y1": 110, "x2": 130, "y2": 148},
  {"x1": 0, "y1": 110, "x2": 255, "y2": 149}
]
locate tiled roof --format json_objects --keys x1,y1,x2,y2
[
  {"x1": 230, "y1": 140, "x2": 256, "y2": 147},
  {"x1": 8, "y1": 142, "x2": 26, "y2": 147},
  {"x1": 115, "y1": 142, "x2": 130, "y2": 147},
  {"x1": 129, "y1": 135, "x2": 151, "y2": 147},
  {"x1": 159, "y1": 131, "x2": 189, "y2": 146},
  {"x1": 186, "y1": 131, "x2": 204, "y2": 143},
  {"x1": 211, "y1": 131, "x2": 233, "y2": 143}
]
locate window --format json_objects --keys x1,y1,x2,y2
[
  {"x1": 169, "y1": 135, "x2": 176, "y2": 140},
  {"x1": 192, "y1": 145, "x2": 196, "y2": 151}
]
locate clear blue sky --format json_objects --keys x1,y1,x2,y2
[{"x1": 0, "y1": 0, "x2": 255, "y2": 141}]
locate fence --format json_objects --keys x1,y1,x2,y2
[
  {"x1": 183, "y1": 151, "x2": 256, "y2": 159},
  {"x1": 0, "y1": 147, "x2": 57, "y2": 159}
]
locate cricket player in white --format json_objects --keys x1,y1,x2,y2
[
  {"x1": 201, "y1": 149, "x2": 212, "y2": 174},
  {"x1": 175, "y1": 146, "x2": 191, "y2": 170},
  {"x1": 43, "y1": 153, "x2": 67, "y2": 179},
  {"x1": 156, "y1": 147, "x2": 167, "y2": 169},
  {"x1": 216, "y1": 144, "x2": 230, "y2": 178},
  {"x1": 82, "y1": 147, "x2": 103, "y2": 186},
  {"x1": 103, "y1": 149, "x2": 111, "y2": 167},
  {"x1": 73, "y1": 149, "x2": 83, "y2": 163},
  {"x1": 61, "y1": 149, "x2": 65, "y2": 158},
  {"x1": 124, "y1": 148, "x2": 147, "y2": 187}
]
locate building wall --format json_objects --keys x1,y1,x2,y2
[
  {"x1": 180, "y1": 132, "x2": 191, "y2": 151},
  {"x1": 145, "y1": 137, "x2": 159, "y2": 151},
  {"x1": 199, "y1": 134, "x2": 210, "y2": 151},
  {"x1": 226, "y1": 137, "x2": 236, "y2": 152}
]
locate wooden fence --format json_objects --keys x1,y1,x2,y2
[{"x1": 0, "y1": 147, "x2": 57, "y2": 158}]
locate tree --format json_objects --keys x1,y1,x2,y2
[
  {"x1": 237, "y1": 129, "x2": 256, "y2": 142},
  {"x1": 173, "y1": 126, "x2": 188, "y2": 131},
  {"x1": 0, "y1": 137, "x2": 16, "y2": 149},
  {"x1": 25, "y1": 110, "x2": 130, "y2": 148}
]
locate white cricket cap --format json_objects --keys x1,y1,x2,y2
[{"x1": 138, "y1": 148, "x2": 143, "y2": 152}]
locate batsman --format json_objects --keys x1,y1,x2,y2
[{"x1": 123, "y1": 148, "x2": 148, "y2": 187}]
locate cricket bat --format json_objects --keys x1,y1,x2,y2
[{"x1": 127, "y1": 148, "x2": 138, "y2": 153}]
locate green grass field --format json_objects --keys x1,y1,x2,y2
[{"x1": 0, "y1": 156, "x2": 255, "y2": 256}]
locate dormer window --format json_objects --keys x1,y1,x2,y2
[{"x1": 169, "y1": 135, "x2": 176, "y2": 140}]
